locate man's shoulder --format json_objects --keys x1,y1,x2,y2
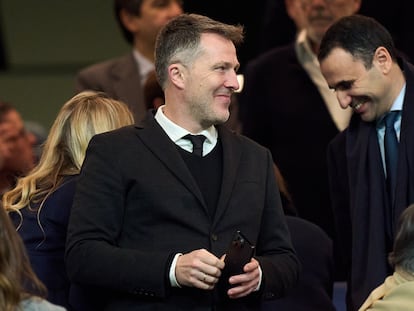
[
  {"x1": 77, "y1": 53, "x2": 132, "y2": 77},
  {"x1": 92, "y1": 124, "x2": 141, "y2": 143},
  {"x1": 223, "y1": 128, "x2": 271, "y2": 154}
]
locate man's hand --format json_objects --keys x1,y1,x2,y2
[
  {"x1": 226, "y1": 258, "x2": 261, "y2": 299},
  {"x1": 175, "y1": 249, "x2": 225, "y2": 290}
]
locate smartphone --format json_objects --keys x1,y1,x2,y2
[{"x1": 219, "y1": 230, "x2": 255, "y2": 293}]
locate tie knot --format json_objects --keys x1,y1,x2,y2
[
  {"x1": 183, "y1": 134, "x2": 206, "y2": 156},
  {"x1": 383, "y1": 111, "x2": 399, "y2": 128}
]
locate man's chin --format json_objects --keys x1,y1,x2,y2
[
  {"x1": 359, "y1": 111, "x2": 375, "y2": 122},
  {"x1": 209, "y1": 120, "x2": 226, "y2": 127}
]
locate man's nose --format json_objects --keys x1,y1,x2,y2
[
  {"x1": 225, "y1": 72, "x2": 240, "y2": 92},
  {"x1": 336, "y1": 90, "x2": 352, "y2": 109}
]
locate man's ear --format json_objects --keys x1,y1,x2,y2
[
  {"x1": 373, "y1": 46, "x2": 393, "y2": 74},
  {"x1": 168, "y1": 64, "x2": 185, "y2": 89}
]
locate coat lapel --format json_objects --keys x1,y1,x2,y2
[
  {"x1": 395, "y1": 60, "x2": 414, "y2": 221},
  {"x1": 137, "y1": 117, "x2": 207, "y2": 210},
  {"x1": 212, "y1": 127, "x2": 242, "y2": 226},
  {"x1": 136, "y1": 117, "x2": 242, "y2": 222}
]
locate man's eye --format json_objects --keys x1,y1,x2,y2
[
  {"x1": 215, "y1": 66, "x2": 227, "y2": 71},
  {"x1": 152, "y1": 0, "x2": 170, "y2": 8},
  {"x1": 336, "y1": 81, "x2": 353, "y2": 91}
]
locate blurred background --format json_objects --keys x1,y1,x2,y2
[
  {"x1": 0, "y1": 0, "x2": 411, "y2": 130},
  {"x1": 0, "y1": 0, "x2": 129, "y2": 129},
  {"x1": 0, "y1": 0, "x2": 299, "y2": 130}
]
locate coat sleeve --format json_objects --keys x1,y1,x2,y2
[
  {"x1": 327, "y1": 132, "x2": 352, "y2": 277},
  {"x1": 65, "y1": 133, "x2": 172, "y2": 298},
  {"x1": 254, "y1": 149, "x2": 301, "y2": 300}
]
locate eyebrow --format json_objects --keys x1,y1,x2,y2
[
  {"x1": 215, "y1": 61, "x2": 240, "y2": 72},
  {"x1": 330, "y1": 80, "x2": 355, "y2": 91}
]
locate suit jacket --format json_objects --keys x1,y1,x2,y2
[
  {"x1": 9, "y1": 175, "x2": 78, "y2": 309},
  {"x1": 75, "y1": 53, "x2": 146, "y2": 123},
  {"x1": 261, "y1": 216, "x2": 335, "y2": 311},
  {"x1": 65, "y1": 117, "x2": 300, "y2": 311},
  {"x1": 239, "y1": 44, "x2": 340, "y2": 241},
  {"x1": 327, "y1": 59, "x2": 414, "y2": 311}
]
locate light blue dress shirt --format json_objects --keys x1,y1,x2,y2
[{"x1": 377, "y1": 84, "x2": 406, "y2": 176}]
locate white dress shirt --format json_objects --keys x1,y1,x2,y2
[{"x1": 154, "y1": 105, "x2": 218, "y2": 156}]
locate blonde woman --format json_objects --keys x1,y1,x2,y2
[{"x1": 3, "y1": 91, "x2": 134, "y2": 310}]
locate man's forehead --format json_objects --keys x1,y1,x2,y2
[
  {"x1": 321, "y1": 49, "x2": 361, "y2": 78},
  {"x1": 3, "y1": 110, "x2": 22, "y2": 124}
]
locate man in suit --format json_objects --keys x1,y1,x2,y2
[
  {"x1": 75, "y1": 0, "x2": 182, "y2": 122},
  {"x1": 318, "y1": 15, "x2": 414, "y2": 311},
  {"x1": 238, "y1": 0, "x2": 360, "y2": 272},
  {"x1": 65, "y1": 14, "x2": 300, "y2": 311}
]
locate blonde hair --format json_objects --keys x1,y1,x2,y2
[
  {"x1": 0, "y1": 206, "x2": 47, "y2": 311},
  {"x1": 3, "y1": 91, "x2": 134, "y2": 223}
]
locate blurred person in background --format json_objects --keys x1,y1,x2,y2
[
  {"x1": 0, "y1": 101, "x2": 37, "y2": 196},
  {"x1": 75, "y1": 0, "x2": 183, "y2": 123}
]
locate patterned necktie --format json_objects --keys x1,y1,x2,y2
[
  {"x1": 184, "y1": 134, "x2": 206, "y2": 157},
  {"x1": 383, "y1": 111, "x2": 399, "y2": 203}
]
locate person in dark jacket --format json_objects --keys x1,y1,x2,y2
[{"x1": 318, "y1": 14, "x2": 414, "y2": 311}]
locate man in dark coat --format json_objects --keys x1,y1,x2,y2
[
  {"x1": 66, "y1": 14, "x2": 299, "y2": 311},
  {"x1": 318, "y1": 14, "x2": 414, "y2": 311}
]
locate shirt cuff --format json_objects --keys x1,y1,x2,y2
[
  {"x1": 255, "y1": 264, "x2": 263, "y2": 291},
  {"x1": 169, "y1": 253, "x2": 183, "y2": 288}
]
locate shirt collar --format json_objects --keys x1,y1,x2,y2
[
  {"x1": 132, "y1": 49, "x2": 155, "y2": 84},
  {"x1": 377, "y1": 83, "x2": 406, "y2": 126},
  {"x1": 295, "y1": 29, "x2": 318, "y2": 66},
  {"x1": 392, "y1": 83, "x2": 406, "y2": 111},
  {"x1": 154, "y1": 105, "x2": 218, "y2": 144}
]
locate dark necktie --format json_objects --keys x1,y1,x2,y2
[
  {"x1": 383, "y1": 111, "x2": 399, "y2": 203},
  {"x1": 184, "y1": 134, "x2": 206, "y2": 157}
]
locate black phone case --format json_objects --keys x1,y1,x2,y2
[{"x1": 218, "y1": 230, "x2": 255, "y2": 294}]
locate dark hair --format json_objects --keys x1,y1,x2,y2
[
  {"x1": 114, "y1": 0, "x2": 183, "y2": 45},
  {"x1": 318, "y1": 14, "x2": 397, "y2": 69},
  {"x1": 388, "y1": 204, "x2": 414, "y2": 273},
  {"x1": 155, "y1": 13, "x2": 244, "y2": 88},
  {"x1": 114, "y1": 0, "x2": 143, "y2": 44},
  {"x1": 0, "y1": 101, "x2": 15, "y2": 122},
  {"x1": 144, "y1": 70, "x2": 164, "y2": 110}
]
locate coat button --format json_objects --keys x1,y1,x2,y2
[{"x1": 211, "y1": 234, "x2": 218, "y2": 241}]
